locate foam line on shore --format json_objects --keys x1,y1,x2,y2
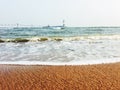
[{"x1": 0, "y1": 58, "x2": 120, "y2": 65}]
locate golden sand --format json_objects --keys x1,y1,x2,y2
[{"x1": 0, "y1": 63, "x2": 120, "y2": 90}]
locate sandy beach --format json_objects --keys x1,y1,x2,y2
[{"x1": 0, "y1": 63, "x2": 120, "y2": 90}]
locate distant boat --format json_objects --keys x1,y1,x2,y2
[{"x1": 42, "y1": 20, "x2": 65, "y2": 30}]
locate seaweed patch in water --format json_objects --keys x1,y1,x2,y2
[
  {"x1": 0, "y1": 39, "x2": 4, "y2": 43},
  {"x1": 12, "y1": 38, "x2": 29, "y2": 43},
  {"x1": 39, "y1": 38, "x2": 48, "y2": 41},
  {"x1": 54, "y1": 38, "x2": 63, "y2": 41}
]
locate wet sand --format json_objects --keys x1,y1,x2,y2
[{"x1": 0, "y1": 63, "x2": 120, "y2": 90}]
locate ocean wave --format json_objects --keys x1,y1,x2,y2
[
  {"x1": 1, "y1": 38, "x2": 120, "y2": 65},
  {"x1": 1, "y1": 35, "x2": 120, "y2": 43}
]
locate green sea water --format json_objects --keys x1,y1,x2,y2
[{"x1": 1, "y1": 27, "x2": 120, "y2": 39}]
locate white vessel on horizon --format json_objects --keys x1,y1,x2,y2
[{"x1": 42, "y1": 20, "x2": 65, "y2": 30}]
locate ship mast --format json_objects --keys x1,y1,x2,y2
[
  {"x1": 63, "y1": 20, "x2": 65, "y2": 27},
  {"x1": 16, "y1": 23, "x2": 19, "y2": 28}
]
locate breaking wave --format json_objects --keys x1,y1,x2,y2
[{"x1": 1, "y1": 35, "x2": 120, "y2": 43}]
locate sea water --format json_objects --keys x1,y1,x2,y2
[{"x1": 0, "y1": 27, "x2": 120, "y2": 65}]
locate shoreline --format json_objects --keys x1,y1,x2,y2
[
  {"x1": 0, "y1": 62, "x2": 120, "y2": 89},
  {"x1": 0, "y1": 58, "x2": 120, "y2": 65}
]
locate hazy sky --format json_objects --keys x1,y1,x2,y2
[{"x1": 0, "y1": 0, "x2": 120, "y2": 26}]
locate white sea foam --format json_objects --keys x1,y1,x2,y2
[
  {"x1": 1, "y1": 39, "x2": 120, "y2": 65},
  {"x1": 0, "y1": 58, "x2": 120, "y2": 65}
]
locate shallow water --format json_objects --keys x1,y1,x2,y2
[{"x1": 0, "y1": 27, "x2": 120, "y2": 65}]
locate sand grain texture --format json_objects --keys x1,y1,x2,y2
[{"x1": 0, "y1": 63, "x2": 120, "y2": 90}]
